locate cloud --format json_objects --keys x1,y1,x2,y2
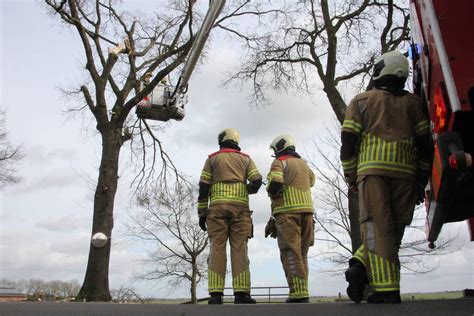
[
  {"x1": 13, "y1": 169, "x2": 80, "y2": 194},
  {"x1": 0, "y1": 228, "x2": 140, "y2": 288},
  {"x1": 5, "y1": 144, "x2": 93, "y2": 196},
  {"x1": 35, "y1": 214, "x2": 90, "y2": 233},
  {"x1": 24, "y1": 146, "x2": 78, "y2": 167},
  {"x1": 0, "y1": 230, "x2": 88, "y2": 281}
]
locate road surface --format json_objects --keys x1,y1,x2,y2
[{"x1": 0, "y1": 299, "x2": 473, "y2": 315}]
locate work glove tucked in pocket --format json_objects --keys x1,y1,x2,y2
[{"x1": 264, "y1": 217, "x2": 277, "y2": 239}]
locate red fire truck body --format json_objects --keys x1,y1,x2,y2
[{"x1": 410, "y1": 0, "x2": 474, "y2": 244}]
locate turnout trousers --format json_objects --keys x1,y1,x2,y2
[
  {"x1": 353, "y1": 175, "x2": 416, "y2": 292},
  {"x1": 207, "y1": 203, "x2": 253, "y2": 294},
  {"x1": 275, "y1": 213, "x2": 314, "y2": 299}
]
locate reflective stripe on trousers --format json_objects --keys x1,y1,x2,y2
[
  {"x1": 275, "y1": 213, "x2": 314, "y2": 299},
  {"x1": 356, "y1": 176, "x2": 416, "y2": 292},
  {"x1": 207, "y1": 204, "x2": 253, "y2": 293},
  {"x1": 354, "y1": 245, "x2": 400, "y2": 292}
]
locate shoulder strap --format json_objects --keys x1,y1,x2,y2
[
  {"x1": 276, "y1": 157, "x2": 291, "y2": 180},
  {"x1": 277, "y1": 155, "x2": 294, "y2": 161},
  {"x1": 208, "y1": 148, "x2": 249, "y2": 158}
]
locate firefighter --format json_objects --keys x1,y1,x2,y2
[
  {"x1": 340, "y1": 51, "x2": 431, "y2": 304},
  {"x1": 198, "y1": 128, "x2": 263, "y2": 305},
  {"x1": 265, "y1": 135, "x2": 315, "y2": 303}
]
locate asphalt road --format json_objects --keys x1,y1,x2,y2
[{"x1": 0, "y1": 299, "x2": 473, "y2": 316}]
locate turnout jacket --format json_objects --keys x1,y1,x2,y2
[
  {"x1": 267, "y1": 155, "x2": 315, "y2": 215},
  {"x1": 341, "y1": 89, "x2": 431, "y2": 183},
  {"x1": 198, "y1": 149, "x2": 262, "y2": 216}
]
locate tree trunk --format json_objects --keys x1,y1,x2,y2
[
  {"x1": 348, "y1": 189, "x2": 362, "y2": 253},
  {"x1": 324, "y1": 83, "x2": 362, "y2": 254},
  {"x1": 323, "y1": 83, "x2": 347, "y2": 124},
  {"x1": 76, "y1": 128, "x2": 122, "y2": 302},
  {"x1": 190, "y1": 260, "x2": 197, "y2": 304}
]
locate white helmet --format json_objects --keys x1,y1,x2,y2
[
  {"x1": 218, "y1": 128, "x2": 240, "y2": 145},
  {"x1": 373, "y1": 51, "x2": 409, "y2": 81},
  {"x1": 270, "y1": 134, "x2": 295, "y2": 154}
]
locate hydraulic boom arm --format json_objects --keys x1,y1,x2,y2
[
  {"x1": 136, "y1": 0, "x2": 226, "y2": 122},
  {"x1": 177, "y1": 0, "x2": 226, "y2": 93}
]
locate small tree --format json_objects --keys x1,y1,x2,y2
[
  {"x1": 110, "y1": 285, "x2": 144, "y2": 303},
  {"x1": 127, "y1": 182, "x2": 208, "y2": 304},
  {"x1": 0, "y1": 278, "x2": 16, "y2": 288},
  {"x1": 0, "y1": 111, "x2": 24, "y2": 188},
  {"x1": 3, "y1": 278, "x2": 80, "y2": 298}
]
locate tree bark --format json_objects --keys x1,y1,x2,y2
[
  {"x1": 348, "y1": 189, "x2": 362, "y2": 253},
  {"x1": 76, "y1": 128, "x2": 122, "y2": 302},
  {"x1": 323, "y1": 82, "x2": 361, "y2": 254},
  {"x1": 190, "y1": 260, "x2": 197, "y2": 304},
  {"x1": 323, "y1": 83, "x2": 347, "y2": 124}
]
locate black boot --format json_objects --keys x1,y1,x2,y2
[
  {"x1": 234, "y1": 292, "x2": 256, "y2": 304},
  {"x1": 208, "y1": 292, "x2": 223, "y2": 305},
  {"x1": 345, "y1": 258, "x2": 368, "y2": 304},
  {"x1": 286, "y1": 297, "x2": 309, "y2": 303},
  {"x1": 367, "y1": 291, "x2": 401, "y2": 304}
]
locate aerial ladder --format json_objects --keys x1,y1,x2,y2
[
  {"x1": 410, "y1": 0, "x2": 474, "y2": 246},
  {"x1": 135, "y1": 0, "x2": 226, "y2": 122}
]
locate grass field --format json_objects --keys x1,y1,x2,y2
[
  {"x1": 400, "y1": 291, "x2": 464, "y2": 300},
  {"x1": 311, "y1": 290, "x2": 465, "y2": 303},
  {"x1": 121, "y1": 290, "x2": 467, "y2": 304}
]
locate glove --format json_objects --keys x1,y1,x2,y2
[
  {"x1": 415, "y1": 185, "x2": 425, "y2": 205},
  {"x1": 348, "y1": 183, "x2": 358, "y2": 192},
  {"x1": 345, "y1": 173, "x2": 357, "y2": 191},
  {"x1": 199, "y1": 216, "x2": 207, "y2": 232},
  {"x1": 264, "y1": 217, "x2": 277, "y2": 239},
  {"x1": 269, "y1": 192, "x2": 283, "y2": 199}
]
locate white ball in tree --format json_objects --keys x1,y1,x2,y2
[{"x1": 91, "y1": 232, "x2": 108, "y2": 248}]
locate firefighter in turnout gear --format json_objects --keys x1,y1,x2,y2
[
  {"x1": 340, "y1": 51, "x2": 431, "y2": 304},
  {"x1": 266, "y1": 135, "x2": 315, "y2": 304},
  {"x1": 198, "y1": 128, "x2": 263, "y2": 305}
]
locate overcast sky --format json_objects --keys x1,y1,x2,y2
[{"x1": 0, "y1": 0, "x2": 473, "y2": 299}]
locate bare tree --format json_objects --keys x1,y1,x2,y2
[
  {"x1": 25, "y1": 279, "x2": 49, "y2": 296},
  {"x1": 226, "y1": 0, "x2": 409, "y2": 118},
  {"x1": 307, "y1": 126, "x2": 458, "y2": 274},
  {"x1": 58, "y1": 280, "x2": 81, "y2": 298},
  {"x1": 3, "y1": 278, "x2": 80, "y2": 298},
  {"x1": 110, "y1": 285, "x2": 145, "y2": 303},
  {"x1": 44, "y1": 0, "x2": 268, "y2": 301},
  {"x1": 224, "y1": 0, "x2": 410, "y2": 252},
  {"x1": 126, "y1": 182, "x2": 208, "y2": 304},
  {"x1": 44, "y1": 0, "x2": 201, "y2": 301},
  {"x1": 0, "y1": 278, "x2": 16, "y2": 288},
  {"x1": 0, "y1": 111, "x2": 24, "y2": 188}
]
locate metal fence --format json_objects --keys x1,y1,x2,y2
[{"x1": 222, "y1": 286, "x2": 289, "y2": 303}]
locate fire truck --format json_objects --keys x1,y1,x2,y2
[{"x1": 410, "y1": 0, "x2": 474, "y2": 245}]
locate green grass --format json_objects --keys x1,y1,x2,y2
[
  {"x1": 127, "y1": 290, "x2": 466, "y2": 304},
  {"x1": 400, "y1": 291, "x2": 464, "y2": 300},
  {"x1": 310, "y1": 290, "x2": 465, "y2": 303}
]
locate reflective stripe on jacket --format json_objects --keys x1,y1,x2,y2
[
  {"x1": 341, "y1": 89, "x2": 430, "y2": 180},
  {"x1": 199, "y1": 149, "x2": 261, "y2": 208},
  {"x1": 267, "y1": 156, "x2": 315, "y2": 215}
]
